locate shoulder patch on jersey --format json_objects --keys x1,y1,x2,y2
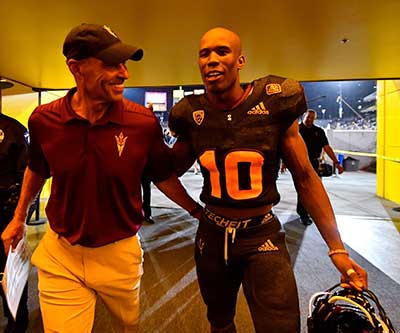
[
  {"x1": 193, "y1": 110, "x2": 205, "y2": 125},
  {"x1": 280, "y1": 78, "x2": 303, "y2": 97},
  {"x1": 265, "y1": 83, "x2": 282, "y2": 95}
]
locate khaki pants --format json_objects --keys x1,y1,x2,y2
[{"x1": 32, "y1": 227, "x2": 143, "y2": 333}]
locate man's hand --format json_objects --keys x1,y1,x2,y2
[
  {"x1": 336, "y1": 163, "x2": 344, "y2": 174},
  {"x1": 1, "y1": 218, "x2": 26, "y2": 255},
  {"x1": 191, "y1": 207, "x2": 204, "y2": 221},
  {"x1": 330, "y1": 254, "x2": 368, "y2": 291},
  {"x1": 189, "y1": 203, "x2": 204, "y2": 221}
]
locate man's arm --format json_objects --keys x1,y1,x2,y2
[
  {"x1": 323, "y1": 144, "x2": 344, "y2": 174},
  {"x1": 2, "y1": 168, "x2": 46, "y2": 254},
  {"x1": 171, "y1": 138, "x2": 197, "y2": 177},
  {"x1": 280, "y1": 120, "x2": 367, "y2": 290},
  {"x1": 154, "y1": 174, "x2": 203, "y2": 220}
]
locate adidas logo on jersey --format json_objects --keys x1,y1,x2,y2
[
  {"x1": 258, "y1": 239, "x2": 279, "y2": 252},
  {"x1": 247, "y1": 102, "x2": 269, "y2": 115}
]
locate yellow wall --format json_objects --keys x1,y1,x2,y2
[
  {"x1": 2, "y1": 90, "x2": 67, "y2": 126},
  {"x1": 376, "y1": 80, "x2": 400, "y2": 203}
]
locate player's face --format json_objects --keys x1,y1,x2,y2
[
  {"x1": 78, "y1": 57, "x2": 129, "y2": 103},
  {"x1": 198, "y1": 29, "x2": 244, "y2": 94}
]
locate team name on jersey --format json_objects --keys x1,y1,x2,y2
[{"x1": 247, "y1": 101, "x2": 269, "y2": 115}]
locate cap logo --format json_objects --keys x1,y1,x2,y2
[
  {"x1": 193, "y1": 110, "x2": 205, "y2": 125},
  {"x1": 103, "y1": 25, "x2": 118, "y2": 39},
  {"x1": 266, "y1": 83, "x2": 282, "y2": 95}
]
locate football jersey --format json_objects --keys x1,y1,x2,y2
[{"x1": 169, "y1": 75, "x2": 307, "y2": 208}]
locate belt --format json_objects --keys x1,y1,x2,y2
[
  {"x1": 203, "y1": 207, "x2": 276, "y2": 265},
  {"x1": 202, "y1": 207, "x2": 275, "y2": 230}
]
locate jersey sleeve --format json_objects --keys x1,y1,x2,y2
[
  {"x1": 319, "y1": 127, "x2": 329, "y2": 147},
  {"x1": 168, "y1": 98, "x2": 192, "y2": 141},
  {"x1": 278, "y1": 78, "x2": 307, "y2": 132},
  {"x1": 168, "y1": 98, "x2": 197, "y2": 175}
]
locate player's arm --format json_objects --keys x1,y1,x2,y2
[
  {"x1": 154, "y1": 174, "x2": 203, "y2": 220},
  {"x1": 2, "y1": 167, "x2": 46, "y2": 254},
  {"x1": 171, "y1": 138, "x2": 197, "y2": 177},
  {"x1": 323, "y1": 144, "x2": 344, "y2": 174},
  {"x1": 280, "y1": 120, "x2": 367, "y2": 290},
  {"x1": 168, "y1": 98, "x2": 197, "y2": 177}
]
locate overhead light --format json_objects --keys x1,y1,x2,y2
[{"x1": 0, "y1": 78, "x2": 14, "y2": 90}]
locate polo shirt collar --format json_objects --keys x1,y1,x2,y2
[{"x1": 61, "y1": 87, "x2": 124, "y2": 125}]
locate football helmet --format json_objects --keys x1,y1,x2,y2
[{"x1": 308, "y1": 284, "x2": 395, "y2": 333}]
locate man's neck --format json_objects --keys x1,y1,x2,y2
[
  {"x1": 207, "y1": 83, "x2": 251, "y2": 110},
  {"x1": 71, "y1": 91, "x2": 110, "y2": 124}
]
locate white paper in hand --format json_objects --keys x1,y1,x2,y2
[{"x1": 1, "y1": 238, "x2": 32, "y2": 320}]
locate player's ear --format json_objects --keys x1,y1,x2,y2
[{"x1": 238, "y1": 55, "x2": 245, "y2": 70}]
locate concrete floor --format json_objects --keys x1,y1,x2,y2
[{"x1": 1, "y1": 170, "x2": 399, "y2": 332}]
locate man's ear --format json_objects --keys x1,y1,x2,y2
[
  {"x1": 67, "y1": 59, "x2": 82, "y2": 77},
  {"x1": 237, "y1": 55, "x2": 246, "y2": 70}
]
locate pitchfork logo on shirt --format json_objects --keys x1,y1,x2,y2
[
  {"x1": 115, "y1": 132, "x2": 128, "y2": 157},
  {"x1": 193, "y1": 110, "x2": 205, "y2": 125}
]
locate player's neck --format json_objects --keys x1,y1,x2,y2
[{"x1": 207, "y1": 84, "x2": 252, "y2": 110}]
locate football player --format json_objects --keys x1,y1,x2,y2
[{"x1": 168, "y1": 27, "x2": 368, "y2": 333}]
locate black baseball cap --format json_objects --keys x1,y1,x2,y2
[{"x1": 63, "y1": 23, "x2": 143, "y2": 65}]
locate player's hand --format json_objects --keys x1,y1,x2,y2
[
  {"x1": 1, "y1": 217, "x2": 26, "y2": 255},
  {"x1": 330, "y1": 254, "x2": 368, "y2": 291},
  {"x1": 336, "y1": 164, "x2": 344, "y2": 174}
]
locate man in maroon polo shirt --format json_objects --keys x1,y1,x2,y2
[{"x1": 1, "y1": 23, "x2": 202, "y2": 333}]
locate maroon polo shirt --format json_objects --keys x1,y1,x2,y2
[{"x1": 28, "y1": 88, "x2": 173, "y2": 247}]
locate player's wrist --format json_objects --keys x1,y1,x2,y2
[
  {"x1": 12, "y1": 213, "x2": 27, "y2": 224},
  {"x1": 328, "y1": 249, "x2": 349, "y2": 257},
  {"x1": 189, "y1": 202, "x2": 203, "y2": 217}
]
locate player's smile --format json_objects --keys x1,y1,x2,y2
[{"x1": 205, "y1": 70, "x2": 223, "y2": 82}]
